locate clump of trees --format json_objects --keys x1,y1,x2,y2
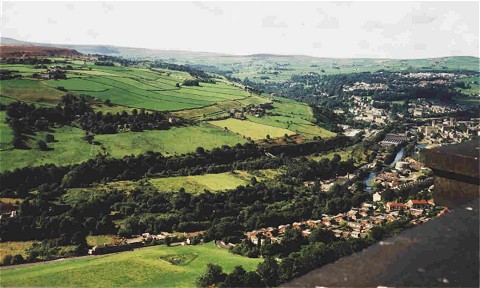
[{"x1": 182, "y1": 79, "x2": 200, "y2": 86}]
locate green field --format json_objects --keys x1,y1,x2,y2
[
  {"x1": 0, "y1": 126, "x2": 102, "y2": 172},
  {"x1": 208, "y1": 118, "x2": 296, "y2": 140},
  {"x1": 0, "y1": 242, "x2": 262, "y2": 287},
  {"x1": 247, "y1": 97, "x2": 336, "y2": 139},
  {"x1": 0, "y1": 124, "x2": 246, "y2": 172},
  {"x1": 63, "y1": 170, "x2": 279, "y2": 201},
  {"x1": 0, "y1": 79, "x2": 64, "y2": 104},
  {"x1": 0, "y1": 111, "x2": 13, "y2": 150},
  {"x1": 95, "y1": 124, "x2": 246, "y2": 158},
  {"x1": 172, "y1": 95, "x2": 270, "y2": 121},
  {"x1": 0, "y1": 62, "x2": 252, "y2": 111},
  {"x1": 308, "y1": 144, "x2": 370, "y2": 166},
  {"x1": 149, "y1": 170, "x2": 278, "y2": 193}
]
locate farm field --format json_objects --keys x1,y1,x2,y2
[
  {"x1": 247, "y1": 96, "x2": 336, "y2": 139},
  {"x1": 186, "y1": 56, "x2": 480, "y2": 83},
  {"x1": 0, "y1": 79, "x2": 64, "y2": 104},
  {"x1": 0, "y1": 126, "x2": 102, "y2": 172},
  {"x1": 0, "y1": 123, "x2": 247, "y2": 172},
  {"x1": 149, "y1": 170, "x2": 279, "y2": 194},
  {"x1": 0, "y1": 62, "x2": 252, "y2": 111},
  {"x1": 95, "y1": 124, "x2": 246, "y2": 158},
  {"x1": 95, "y1": 124, "x2": 247, "y2": 158},
  {"x1": 308, "y1": 144, "x2": 370, "y2": 166},
  {"x1": 63, "y1": 169, "x2": 279, "y2": 202},
  {"x1": 0, "y1": 111, "x2": 13, "y2": 150},
  {"x1": 0, "y1": 242, "x2": 262, "y2": 287},
  {"x1": 208, "y1": 118, "x2": 296, "y2": 140}
]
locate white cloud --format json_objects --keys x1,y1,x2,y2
[{"x1": 1, "y1": 1, "x2": 478, "y2": 58}]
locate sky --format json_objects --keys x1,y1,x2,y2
[{"x1": 1, "y1": 1, "x2": 479, "y2": 58}]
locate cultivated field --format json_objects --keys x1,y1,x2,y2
[
  {"x1": 0, "y1": 242, "x2": 262, "y2": 287},
  {"x1": 208, "y1": 118, "x2": 296, "y2": 140},
  {"x1": 308, "y1": 144, "x2": 370, "y2": 166}
]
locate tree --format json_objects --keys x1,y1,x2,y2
[
  {"x1": 383, "y1": 189, "x2": 396, "y2": 202},
  {"x1": 1, "y1": 254, "x2": 12, "y2": 266},
  {"x1": 11, "y1": 254, "x2": 25, "y2": 265},
  {"x1": 176, "y1": 83, "x2": 180, "y2": 88},
  {"x1": 368, "y1": 226, "x2": 385, "y2": 241},
  {"x1": 196, "y1": 263, "x2": 227, "y2": 287},
  {"x1": 223, "y1": 266, "x2": 246, "y2": 287},
  {"x1": 243, "y1": 271, "x2": 264, "y2": 287},
  {"x1": 165, "y1": 236, "x2": 172, "y2": 246},
  {"x1": 308, "y1": 228, "x2": 335, "y2": 244},
  {"x1": 45, "y1": 134, "x2": 55, "y2": 143},
  {"x1": 257, "y1": 257, "x2": 279, "y2": 287},
  {"x1": 37, "y1": 140, "x2": 48, "y2": 151}
]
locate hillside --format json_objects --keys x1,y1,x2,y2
[
  {"x1": 0, "y1": 45, "x2": 82, "y2": 59},
  {"x1": 0, "y1": 53, "x2": 336, "y2": 172},
  {"x1": 2, "y1": 38, "x2": 478, "y2": 81}
]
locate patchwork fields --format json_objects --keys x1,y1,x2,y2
[
  {"x1": 0, "y1": 242, "x2": 263, "y2": 287},
  {"x1": 0, "y1": 63, "x2": 251, "y2": 111},
  {"x1": 0, "y1": 59, "x2": 335, "y2": 172}
]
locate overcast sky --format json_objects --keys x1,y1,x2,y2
[{"x1": 1, "y1": 1, "x2": 479, "y2": 58}]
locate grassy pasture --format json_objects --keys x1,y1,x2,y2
[
  {"x1": 149, "y1": 170, "x2": 278, "y2": 194},
  {"x1": 245, "y1": 96, "x2": 336, "y2": 138},
  {"x1": 308, "y1": 144, "x2": 370, "y2": 166},
  {"x1": 0, "y1": 242, "x2": 262, "y2": 287},
  {"x1": 172, "y1": 95, "x2": 270, "y2": 120},
  {"x1": 95, "y1": 124, "x2": 246, "y2": 158},
  {"x1": 0, "y1": 124, "x2": 246, "y2": 172},
  {"x1": 208, "y1": 118, "x2": 296, "y2": 140},
  {"x1": 0, "y1": 126, "x2": 102, "y2": 172},
  {"x1": 0, "y1": 79, "x2": 64, "y2": 104},
  {"x1": 0, "y1": 111, "x2": 13, "y2": 150},
  {"x1": 0, "y1": 63, "x2": 252, "y2": 111}
]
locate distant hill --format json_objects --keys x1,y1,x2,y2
[
  {"x1": 0, "y1": 37, "x2": 226, "y2": 59},
  {"x1": 1, "y1": 37, "x2": 478, "y2": 76},
  {"x1": 0, "y1": 44, "x2": 83, "y2": 58}
]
